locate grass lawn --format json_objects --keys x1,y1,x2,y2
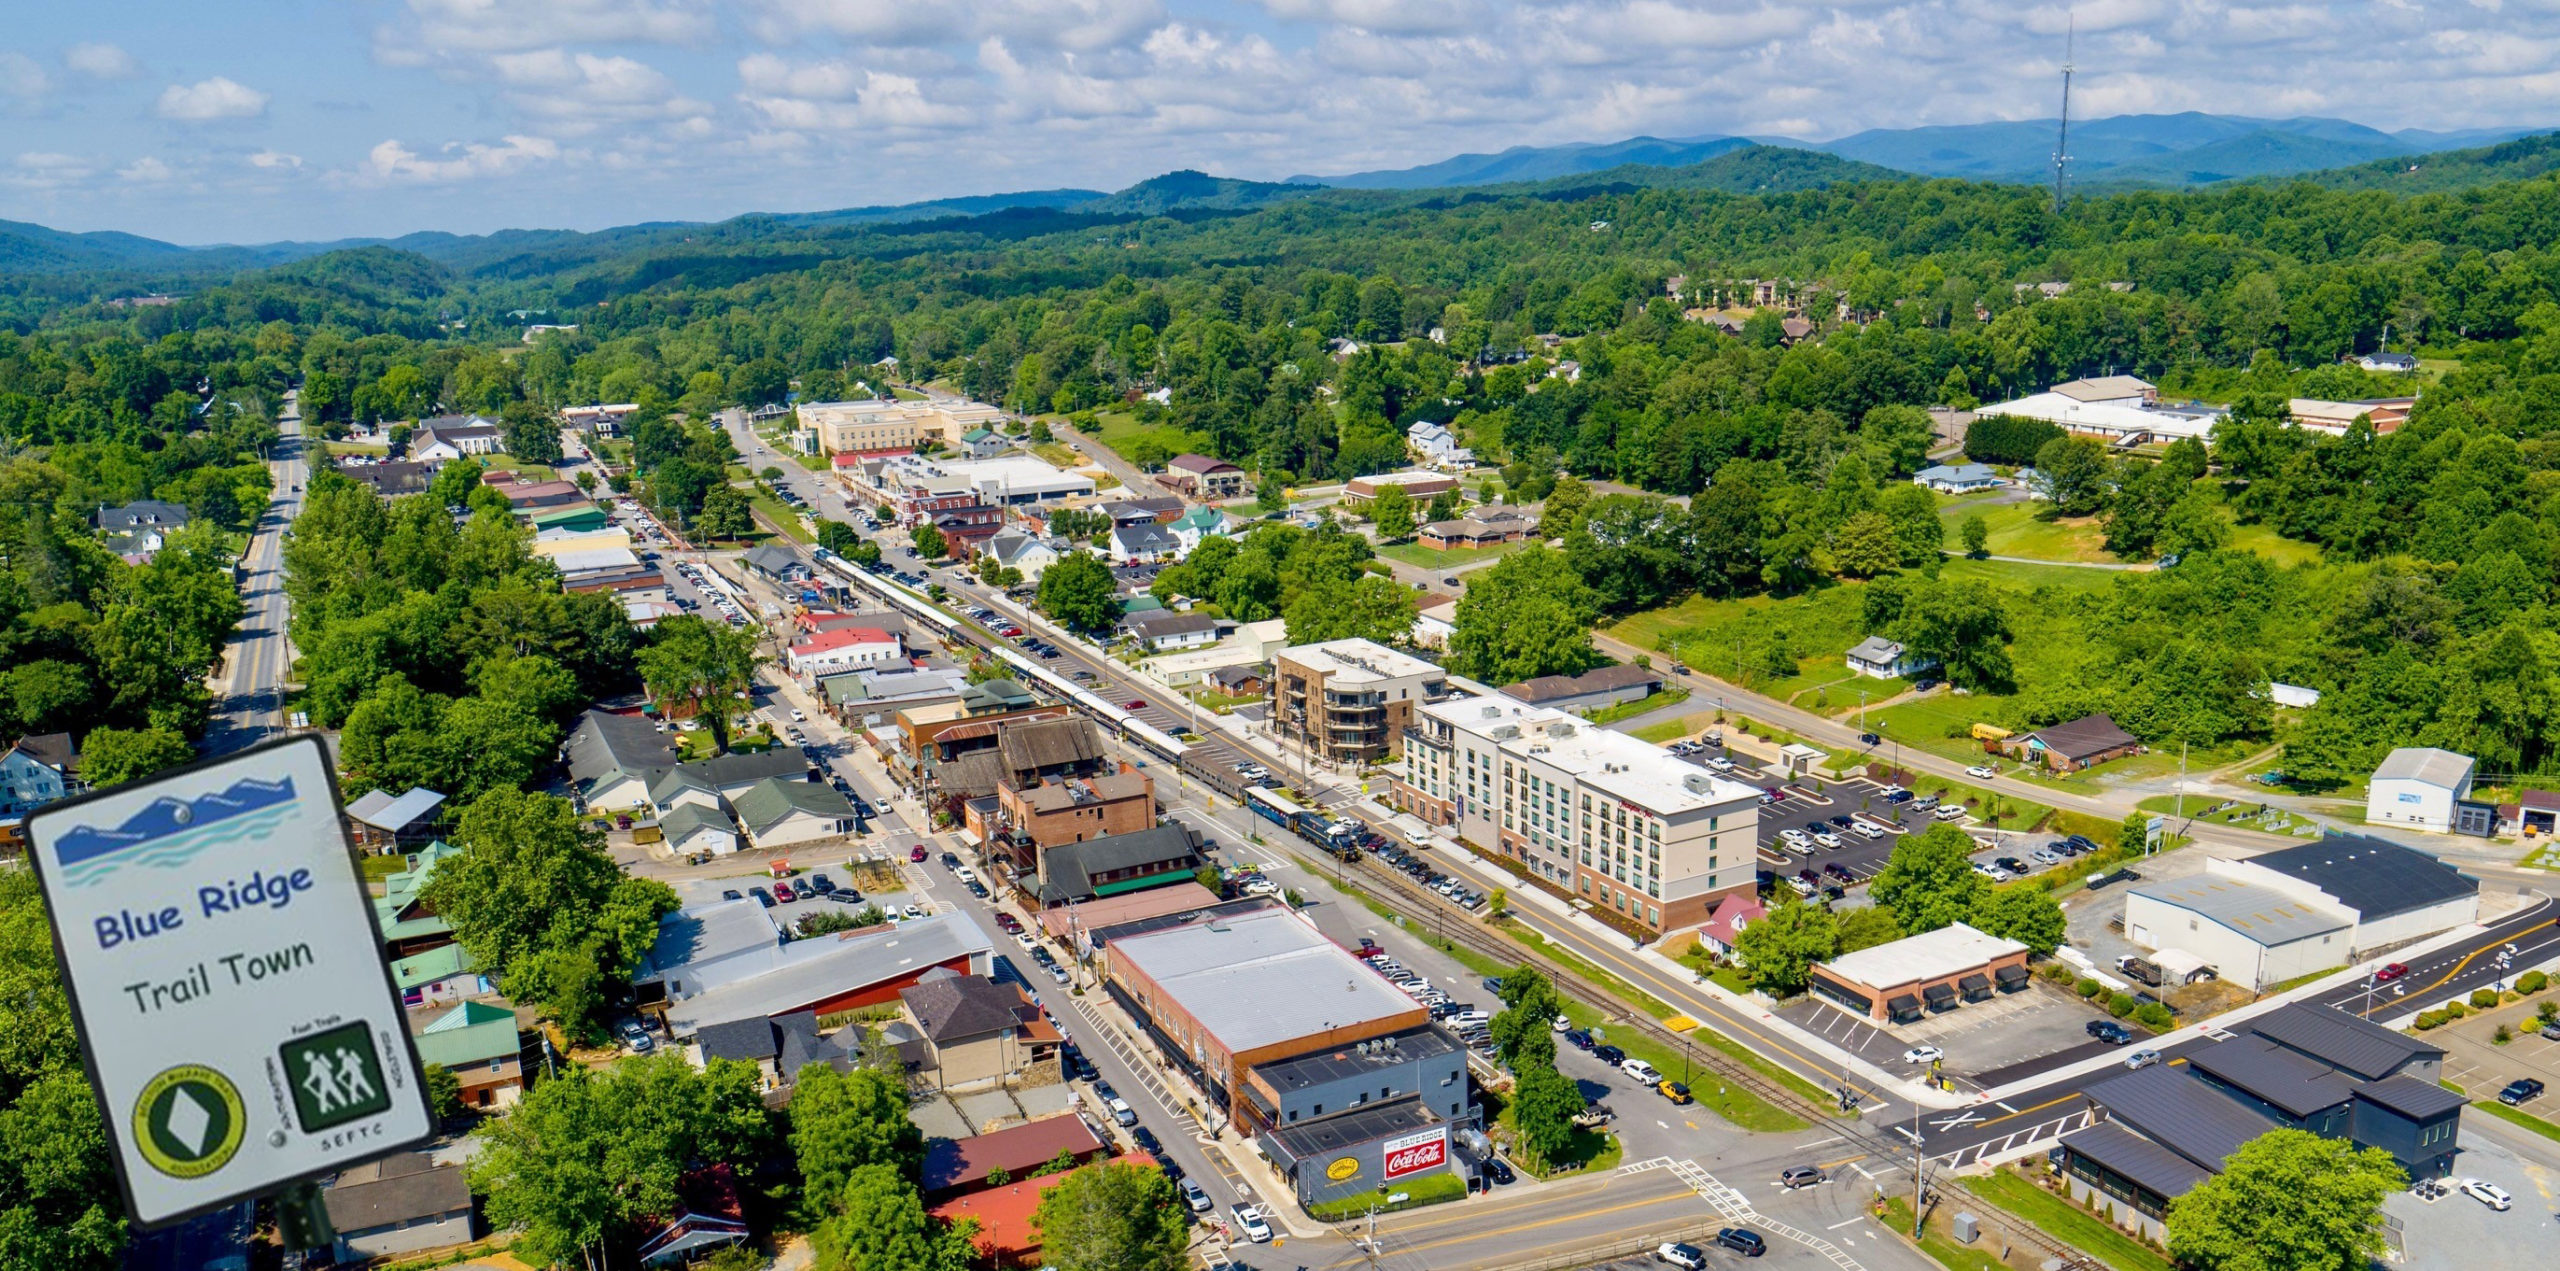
[
  {"x1": 1631, "y1": 713, "x2": 1721, "y2": 744},
  {"x1": 744, "y1": 487, "x2": 812, "y2": 543},
  {"x1": 890, "y1": 386, "x2": 927, "y2": 401},
  {"x1": 1307, "y1": 1170, "x2": 1467, "y2": 1219},
  {"x1": 1030, "y1": 442, "x2": 1081, "y2": 468},
  {"x1": 361, "y1": 853, "x2": 409, "y2": 882},
  {"x1": 2469, "y1": 1098, "x2": 2560, "y2": 1145},
  {"x1": 1583, "y1": 687, "x2": 1690, "y2": 727},
  {"x1": 486, "y1": 453, "x2": 560, "y2": 481},
  {"x1": 2223, "y1": 517, "x2": 2323, "y2": 566},
  {"x1": 1081, "y1": 409, "x2": 1211, "y2": 463},
  {"x1": 1379, "y1": 540, "x2": 1521, "y2": 570},
  {"x1": 2135, "y1": 793, "x2": 2315, "y2": 835},
  {"x1": 1959, "y1": 1170, "x2": 2175, "y2": 1271},
  {"x1": 323, "y1": 440, "x2": 389, "y2": 457},
  {"x1": 1490, "y1": 1093, "x2": 1624, "y2": 1179},
  {"x1": 1878, "y1": 1199, "x2": 2006, "y2": 1271},
  {"x1": 1939, "y1": 498, "x2": 2114, "y2": 563}
]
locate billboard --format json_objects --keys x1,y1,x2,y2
[{"x1": 1380, "y1": 1126, "x2": 1449, "y2": 1182}]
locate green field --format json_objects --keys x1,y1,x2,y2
[
  {"x1": 1939, "y1": 497, "x2": 2114, "y2": 562},
  {"x1": 1631, "y1": 713, "x2": 1720, "y2": 744},
  {"x1": 1959, "y1": 1170, "x2": 2176, "y2": 1271},
  {"x1": 1582, "y1": 687, "x2": 1689, "y2": 727},
  {"x1": 1081, "y1": 409, "x2": 1211, "y2": 464},
  {"x1": 1380, "y1": 540, "x2": 1521, "y2": 570}
]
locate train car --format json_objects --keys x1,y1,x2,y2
[{"x1": 1245, "y1": 785, "x2": 1307, "y2": 831}]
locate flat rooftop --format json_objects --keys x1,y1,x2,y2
[
  {"x1": 1500, "y1": 715, "x2": 1758, "y2": 815},
  {"x1": 1277, "y1": 638, "x2": 1443, "y2": 686},
  {"x1": 2129, "y1": 875, "x2": 2348, "y2": 945},
  {"x1": 1108, "y1": 905, "x2": 1421, "y2": 1055}
]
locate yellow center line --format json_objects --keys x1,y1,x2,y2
[
  {"x1": 1816, "y1": 1153, "x2": 1869, "y2": 1171},
  {"x1": 2360, "y1": 918, "x2": 2558, "y2": 1015},
  {"x1": 1970, "y1": 1092, "x2": 2077, "y2": 1129},
  {"x1": 1327, "y1": 1190, "x2": 1704, "y2": 1267}
]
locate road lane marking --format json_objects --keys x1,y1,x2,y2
[
  {"x1": 1828, "y1": 1217, "x2": 1864, "y2": 1230},
  {"x1": 1340, "y1": 1190, "x2": 1702, "y2": 1262}
]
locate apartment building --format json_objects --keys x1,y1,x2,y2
[
  {"x1": 1270, "y1": 639, "x2": 1448, "y2": 763},
  {"x1": 798, "y1": 399, "x2": 997, "y2": 453},
  {"x1": 1391, "y1": 695, "x2": 1760, "y2": 935}
]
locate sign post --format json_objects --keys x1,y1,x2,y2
[{"x1": 26, "y1": 736, "x2": 434, "y2": 1229}]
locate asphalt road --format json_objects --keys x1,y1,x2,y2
[{"x1": 203, "y1": 393, "x2": 309, "y2": 755}]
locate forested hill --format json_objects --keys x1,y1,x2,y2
[{"x1": 2276, "y1": 129, "x2": 2560, "y2": 193}]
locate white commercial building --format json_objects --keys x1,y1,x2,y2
[
  {"x1": 2364, "y1": 747, "x2": 2478, "y2": 834},
  {"x1": 941, "y1": 454, "x2": 1096, "y2": 504},
  {"x1": 2122, "y1": 835, "x2": 2479, "y2": 990},
  {"x1": 1390, "y1": 694, "x2": 1760, "y2": 935},
  {"x1": 1975, "y1": 376, "x2": 2228, "y2": 443},
  {"x1": 785, "y1": 625, "x2": 905, "y2": 676}
]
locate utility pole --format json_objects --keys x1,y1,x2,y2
[
  {"x1": 1911, "y1": 1100, "x2": 1927, "y2": 1237},
  {"x1": 2051, "y1": 15, "x2": 2076, "y2": 213}
]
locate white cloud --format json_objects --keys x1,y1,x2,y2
[
  {"x1": 745, "y1": 0, "x2": 1166, "y2": 51},
  {"x1": 392, "y1": 0, "x2": 714, "y2": 56},
  {"x1": 157, "y1": 77, "x2": 269, "y2": 121},
  {"x1": 65, "y1": 43, "x2": 139, "y2": 78},
  {"x1": 118, "y1": 156, "x2": 174, "y2": 182},
  {"x1": 249, "y1": 150, "x2": 304, "y2": 170},
  {"x1": 365, "y1": 134, "x2": 562, "y2": 182},
  {"x1": 485, "y1": 49, "x2": 708, "y2": 130},
  {"x1": 1254, "y1": 0, "x2": 1486, "y2": 34},
  {"x1": 1, "y1": 51, "x2": 52, "y2": 98},
  {"x1": 4, "y1": 151, "x2": 98, "y2": 191}
]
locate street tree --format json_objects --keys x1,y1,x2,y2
[
  {"x1": 1031, "y1": 1159, "x2": 1190, "y2": 1271},
  {"x1": 2167, "y1": 1129, "x2": 2403, "y2": 1271},
  {"x1": 77, "y1": 725, "x2": 194, "y2": 787},
  {"x1": 424, "y1": 788, "x2": 679, "y2": 1031},
  {"x1": 1731, "y1": 898, "x2": 1839, "y2": 995},
  {"x1": 1368, "y1": 482, "x2": 1416, "y2": 539},
  {"x1": 1510, "y1": 1060, "x2": 1586, "y2": 1171},
  {"x1": 1037, "y1": 551, "x2": 1122, "y2": 632},
  {"x1": 1868, "y1": 825, "x2": 1990, "y2": 935},
  {"x1": 0, "y1": 867, "x2": 126, "y2": 1271},
  {"x1": 696, "y1": 485, "x2": 755, "y2": 538},
  {"x1": 791, "y1": 1065, "x2": 926, "y2": 1208},
  {"x1": 636, "y1": 614, "x2": 764, "y2": 752},
  {"x1": 911, "y1": 523, "x2": 947, "y2": 559},
  {"x1": 1973, "y1": 885, "x2": 2067, "y2": 954},
  {"x1": 1448, "y1": 546, "x2": 1600, "y2": 684},
  {"x1": 812, "y1": 1164, "x2": 974, "y2": 1271}
]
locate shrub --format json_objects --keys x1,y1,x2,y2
[
  {"x1": 2445, "y1": 1001, "x2": 2469, "y2": 1019},
  {"x1": 2042, "y1": 962, "x2": 2077, "y2": 984},
  {"x1": 2519, "y1": 970, "x2": 2548, "y2": 994},
  {"x1": 2133, "y1": 1002, "x2": 2174, "y2": 1031},
  {"x1": 2414, "y1": 1010, "x2": 2446, "y2": 1030},
  {"x1": 2494, "y1": 1024, "x2": 2513, "y2": 1044},
  {"x1": 2076, "y1": 978, "x2": 2102, "y2": 999},
  {"x1": 2107, "y1": 993, "x2": 2137, "y2": 1018},
  {"x1": 2539, "y1": 1000, "x2": 2558, "y2": 1024},
  {"x1": 2471, "y1": 988, "x2": 2499, "y2": 1009}
]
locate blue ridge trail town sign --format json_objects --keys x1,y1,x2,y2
[{"x1": 26, "y1": 736, "x2": 434, "y2": 1228}]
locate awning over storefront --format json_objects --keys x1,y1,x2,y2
[
  {"x1": 1922, "y1": 983, "x2": 1958, "y2": 1004},
  {"x1": 1958, "y1": 973, "x2": 1992, "y2": 996},
  {"x1": 1995, "y1": 964, "x2": 2031, "y2": 987}
]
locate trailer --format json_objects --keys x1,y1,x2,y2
[{"x1": 1244, "y1": 788, "x2": 1362, "y2": 859}]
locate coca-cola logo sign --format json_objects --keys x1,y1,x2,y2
[{"x1": 1380, "y1": 1127, "x2": 1447, "y2": 1181}]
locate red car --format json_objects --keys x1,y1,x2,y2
[
  {"x1": 2373, "y1": 962, "x2": 2411, "y2": 983},
  {"x1": 910, "y1": 844, "x2": 929, "y2": 863},
  {"x1": 1126, "y1": 699, "x2": 1148, "y2": 711},
  {"x1": 772, "y1": 882, "x2": 797, "y2": 903}
]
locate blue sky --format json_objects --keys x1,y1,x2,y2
[{"x1": 7, "y1": 1, "x2": 2560, "y2": 245}]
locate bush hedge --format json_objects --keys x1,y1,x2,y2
[
  {"x1": 2471, "y1": 988, "x2": 2500, "y2": 1009},
  {"x1": 2520, "y1": 970, "x2": 2549, "y2": 994},
  {"x1": 2076, "y1": 978, "x2": 2102, "y2": 999},
  {"x1": 2107, "y1": 992, "x2": 2138, "y2": 1018}
]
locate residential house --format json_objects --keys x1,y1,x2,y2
[
  {"x1": 931, "y1": 1154, "x2": 1157, "y2": 1268},
  {"x1": 1412, "y1": 598, "x2": 1458, "y2": 650},
  {"x1": 959, "y1": 427, "x2": 1010, "y2": 459},
  {"x1": 658, "y1": 803, "x2": 742, "y2": 858},
  {"x1": 1693, "y1": 892, "x2": 1766, "y2": 957},
  {"x1": 1845, "y1": 635, "x2": 1935, "y2": 680},
  {"x1": 732, "y1": 777, "x2": 861, "y2": 850},
  {"x1": 373, "y1": 841, "x2": 458, "y2": 958},
  {"x1": 2357, "y1": 352, "x2": 2421, "y2": 373},
  {"x1": 785, "y1": 626, "x2": 904, "y2": 677},
  {"x1": 412, "y1": 1000, "x2": 524, "y2": 1109},
  {"x1": 0, "y1": 733, "x2": 80, "y2": 822},
  {"x1": 899, "y1": 969, "x2": 1062, "y2": 1088},
  {"x1": 390, "y1": 943, "x2": 484, "y2": 1008},
  {"x1": 1122, "y1": 609, "x2": 1219, "y2": 652},
  {"x1": 1169, "y1": 504, "x2": 1229, "y2": 557},
  {"x1": 345, "y1": 787, "x2": 445, "y2": 850},
  {"x1": 1098, "y1": 500, "x2": 1165, "y2": 528},
  {"x1": 562, "y1": 708, "x2": 681, "y2": 812},
  {"x1": 321, "y1": 1152, "x2": 476, "y2": 1263},
  {"x1": 978, "y1": 532, "x2": 1061, "y2": 583},
  {"x1": 336, "y1": 460, "x2": 432, "y2": 498},
  {"x1": 1109, "y1": 521, "x2": 1179, "y2": 563},
  {"x1": 921, "y1": 1115, "x2": 1109, "y2": 1200},
  {"x1": 1911, "y1": 463, "x2": 2003, "y2": 494},
  {"x1": 93, "y1": 498, "x2": 195, "y2": 562},
  {"x1": 1406, "y1": 419, "x2": 1475, "y2": 470},
  {"x1": 1206, "y1": 665, "x2": 1267, "y2": 697},
  {"x1": 634, "y1": 1168, "x2": 752, "y2": 1267},
  {"x1": 2010, "y1": 713, "x2": 2142, "y2": 773},
  {"x1": 410, "y1": 415, "x2": 504, "y2": 462},
  {"x1": 1164, "y1": 454, "x2": 1246, "y2": 499},
  {"x1": 560, "y1": 403, "x2": 639, "y2": 432},
  {"x1": 690, "y1": 1010, "x2": 860, "y2": 1093}
]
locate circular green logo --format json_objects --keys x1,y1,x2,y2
[{"x1": 133, "y1": 1065, "x2": 246, "y2": 1179}]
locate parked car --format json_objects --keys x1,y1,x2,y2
[
  {"x1": 808, "y1": 874, "x2": 836, "y2": 894},
  {"x1": 1658, "y1": 1080, "x2": 1692, "y2": 1105},
  {"x1": 1179, "y1": 1178, "x2": 1212, "y2": 1213},
  {"x1": 1655, "y1": 1242, "x2": 1708, "y2": 1269},
  {"x1": 618, "y1": 1020, "x2": 655, "y2": 1054},
  {"x1": 1107, "y1": 1097, "x2": 1138, "y2": 1127},
  {"x1": 1481, "y1": 1156, "x2": 1515, "y2": 1185},
  {"x1": 720, "y1": 889, "x2": 743, "y2": 902},
  {"x1": 2460, "y1": 1178, "x2": 2512, "y2": 1211},
  {"x1": 2087, "y1": 1020, "x2": 2135, "y2": 1045},
  {"x1": 1592, "y1": 1044, "x2": 1627, "y2": 1067},
  {"x1": 1901, "y1": 1045, "x2": 1943, "y2": 1066},
  {"x1": 2499, "y1": 1077, "x2": 2545, "y2": 1105},
  {"x1": 1715, "y1": 1228, "x2": 1766, "y2": 1257},
  {"x1": 1621, "y1": 1058, "x2": 1663, "y2": 1084},
  {"x1": 1232, "y1": 1204, "x2": 1273, "y2": 1242},
  {"x1": 749, "y1": 886, "x2": 775, "y2": 908},
  {"x1": 772, "y1": 882, "x2": 797, "y2": 903}
]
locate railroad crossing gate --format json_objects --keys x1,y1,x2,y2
[{"x1": 25, "y1": 737, "x2": 434, "y2": 1227}]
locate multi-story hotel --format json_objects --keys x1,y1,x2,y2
[{"x1": 1392, "y1": 695, "x2": 1760, "y2": 934}]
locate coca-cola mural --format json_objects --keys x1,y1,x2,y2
[{"x1": 1380, "y1": 1126, "x2": 1448, "y2": 1182}]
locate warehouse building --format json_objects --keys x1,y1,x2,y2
[{"x1": 2122, "y1": 835, "x2": 2478, "y2": 990}]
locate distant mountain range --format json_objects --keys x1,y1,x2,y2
[{"x1": 6, "y1": 113, "x2": 2558, "y2": 282}]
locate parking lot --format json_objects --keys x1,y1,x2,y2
[{"x1": 2386, "y1": 1128, "x2": 2560, "y2": 1271}]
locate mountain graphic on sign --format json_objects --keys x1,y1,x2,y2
[{"x1": 52, "y1": 776, "x2": 299, "y2": 871}]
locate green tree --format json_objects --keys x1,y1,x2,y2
[
  {"x1": 812, "y1": 1164, "x2": 975, "y2": 1271},
  {"x1": 1031, "y1": 1159, "x2": 1190, "y2": 1271},
  {"x1": 1973, "y1": 886, "x2": 2067, "y2": 954},
  {"x1": 1283, "y1": 573, "x2": 1417, "y2": 646},
  {"x1": 1255, "y1": 474, "x2": 1287, "y2": 513},
  {"x1": 1731, "y1": 898, "x2": 1838, "y2": 995},
  {"x1": 1037, "y1": 551, "x2": 1121, "y2": 632},
  {"x1": 636, "y1": 614, "x2": 764, "y2": 752},
  {"x1": 2034, "y1": 435, "x2": 2112, "y2": 517},
  {"x1": 1893, "y1": 579, "x2": 2014, "y2": 692},
  {"x1": 696, "y1": 484, "x2": 755, "y2": 538},
  {"x1": 1509, "y1": 1060, "x2": 1585, "y2": 1171},
  {"x1": 1538, "y1": 473, "x2": 1592, "y2": 537},
  {"x1": 76, "y1": 725, "x2": 195, "y2": 787},
  {"x1": 470, "y1": 1054, "x2": 769, "y2": 1268},
  {"x1": 423, "y1": 788, "x2": 679, "y2": 1031},
  {"x1": 1368, "y1": 482, "x2": 1416, "y2": 539},
  {"x1": 1827, "y1": 511, "x2": 1903, "y2": 578},
  {"x1": 1868, "y1": 825, "x2": 1989, "y2": 935},
  {"x1": 791, "y1": 1065, "x2": 926, "y2": 1210},
  {"x1": 1834, "y1": 905, "x2": 1905, "y2": 954},
  {"x1": 0, "y1": 868, "x2": 127, "y2": 1271},
  {"x1": 500, "y1": 399, "x2": 565, "y2": 466},
  {"x1": 424, "y1": 1062, "x2": 463, "y2": 1124},
  {"x1": 1959, "y1": 513, "x2": 1990, "y2": 557},
  {"x1": 1448, "y1": 546, "x2": 1600, "y2": 683},
  {"x1": 2167, "y1": 1130, "x2": 2403, "y2": 1271},
  {"x1": 911, "y1": 523, "x2": 947, "y2": 559},
  {"x1": 816, "y1": 519, "x2": 863, "y2": 554}
]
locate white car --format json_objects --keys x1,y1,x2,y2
[
  {"x1": 1972, "y1": 862, "x2": 2013, "y2": 882},
  {"x1": 1779, "y1": 827, "x2": 1810, "y2": 847},
  {"x1": 2460, "y1": 1178, "x2": 2511, "y2": 1211},
  {"x1": 1232, "y1": 1204, "x2": 1274, "y2": 1242},
  {"x1": 904, "y1": 902, "x2": 927, "y2": 919},
  {"x1": 1850, "y1": 821, "x2": 1888, "y2": 840},
  {"x1": 1107, "y1": 1097, "x2": 1137, "y2": 1127},
  {"x1": 1812, "y1": 830, "x2": 1843, "y2": 849},
  {"x1": 1965, "y1": 765, "x2": 1995, "y2": 779},
  {"x1": 1902, "y1": 1045, "x2": 1944, "y2": 1066},
  {"x1": 953, "y1": 866, "x2": 978, "y2": 885},
  {"x1": 1621, "y1": 1058, "x2": 1663, "y2": 1084},
  {"x1": 1655, "y1": 1242, "x2": 1708, "y2": 1269},
  {"x1": 1704, "y1": 756, "x2": 1735, "y2": 772},
  {"x1": 1553, "y1": 1014, "x2": 1572, "y2": 1032},
  {"x1": 2123, "y1": 1049, "x2": 2162, "y2": 1070},
  {"x1": 1933, "y1": 805, "x2": 1967, "y2": 821}
]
